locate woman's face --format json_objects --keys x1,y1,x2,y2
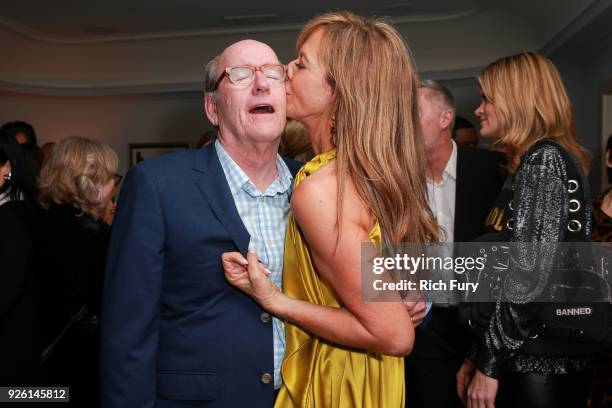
[
  {"x1": 285, "y1": 28, "x2": 333, "y2": 129},
  {"x1": 0, "y1": 161, "x2": 11, "y2": 190},
  {"x1": 475, "y1": 91, "x2": 500, "y2": 139}
]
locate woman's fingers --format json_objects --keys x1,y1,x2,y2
[
  {"x1": 403, "y1": 301, "x2": 427, "y2": 327},
  {"x1": 222, "y1": 252, "x2": 248, "y2": 275},
  {"x1": 247, "y1": 250, "x2": 264, "y2": 279}
]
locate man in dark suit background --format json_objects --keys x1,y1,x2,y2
[
  {"x1": 101, "y1": 40, "x2": 301, "y2": 408},
  {"x1": 405, "y1": 79, "x2": 505, "y2": 408}
]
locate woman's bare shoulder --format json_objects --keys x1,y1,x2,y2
[{"x1": 292, "y1": 161, "x2": 371, "y2": 231}]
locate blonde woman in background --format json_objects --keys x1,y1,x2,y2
[
  {"x1": 223, "y1": 11, "x2": 438, "y2": 408},
  {"x1": 457, "y1": 52, "x2": 593, "y2": 408},
  {"x1": 36, "y1": 136, "x2": 118, "y2": 407},
  {"x1": 279, "y1": 119, "x2": 313, "y2": 162}
]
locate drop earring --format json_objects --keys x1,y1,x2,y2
[
  {"x1": 3, "y1": 171, "x2": 12, "y2": 181},
  {"x1": 330, "y1": 114, "x2": 336, "y2": 138}
]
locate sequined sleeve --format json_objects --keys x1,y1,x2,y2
[{"x1": 474, "y1": 144, "x2": 569, "y2": 378}]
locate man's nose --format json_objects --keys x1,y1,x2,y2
[{"x1": 252, "y1": 71, "x2": 271, "y2": 94}]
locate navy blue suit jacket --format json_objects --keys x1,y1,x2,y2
[{"x1": 101, "y1": 143, "x2": 301, "y2": 408}]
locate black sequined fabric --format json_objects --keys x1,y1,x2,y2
[{"x1": 473, "y1": 143, "x2": 592, "y2": 378}]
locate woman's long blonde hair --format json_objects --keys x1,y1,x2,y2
[
  {"x1": 298, "y1": 11, "x2": 439, "y2": 244},
  {"x1": 39, "y1": 136, "x2": 118, "y2": 218},
  {"x1": 477, "y1": 52, "x2": 589, "y2": 174}
]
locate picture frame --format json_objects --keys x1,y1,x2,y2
[{"x1": 128, "y1": 142, "x2": 191, "y2": 167}]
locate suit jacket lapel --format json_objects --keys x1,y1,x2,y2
[
  {"x1": 193, "y1": 143, "x2": 250, "y2": 255},
  {"x1": 454, "y1": 145, "x2": 469, "y2": 241}
]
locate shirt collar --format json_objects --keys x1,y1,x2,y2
[
  {"x1": 0, "y1": 192, "x2": 9, "y2": 207},
  {"x1": 443, "y1": 139, "x2": 458, "y2": 181},
  {"x1": 215, "y1": 139, "x2": 293, "y2": 197}
]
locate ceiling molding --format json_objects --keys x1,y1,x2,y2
[
  {"x1": 0, "y1": 79, "x2": 204, "y2": 96},
  {"x1": 540, "y1": 0, "x2": 612, "y2": 55},
  {"x1": 0, "y1": 65, "x2": 483, "y2": 96},
  {"x1": 0, "y1": 8, "x2": 479, "y2": 45}
]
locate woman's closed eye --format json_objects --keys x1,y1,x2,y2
[{"x1": 295, "y1": 61, "x2": 306, "y2": 69}]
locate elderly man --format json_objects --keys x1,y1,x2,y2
[
  {"x1": 405, "y1": 79, "x2": 505, "y2": 408},
  {"x1": 101, "y1": 40, "x2": 301, "y2": 408}
]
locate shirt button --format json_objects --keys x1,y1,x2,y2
[
  {"x1": 261, "y1": 372, "x2": 272, "y2": 384},
  {"x1": 260, "y1": 312, "x2": 271, "y2": 323}
]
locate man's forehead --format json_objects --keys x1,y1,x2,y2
[{"x1": 220, "y1": 40, "x2": 279, "y2": 67}]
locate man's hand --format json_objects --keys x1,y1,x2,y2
[
  {"x1": 467, "y1": 369, "x2": 498, "y2": 408},
  {"x1": 456, "y1": 358, "x2": 476, "y2": 406}
]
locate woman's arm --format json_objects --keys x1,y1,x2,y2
[{"x1": 224, "y1": 172, "x2": 415, "y2": 356}]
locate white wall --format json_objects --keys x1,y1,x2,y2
[{"x1": 0, "y1": 90, "x2": 213, "y2": 175}]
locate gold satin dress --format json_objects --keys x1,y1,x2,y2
[{"x1": 275, "y1": 149, "x2": 405, "y2": 408}]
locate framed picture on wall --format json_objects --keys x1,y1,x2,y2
[{"x1": 128, "y1": 142, "x2": 191, "y2": 167}]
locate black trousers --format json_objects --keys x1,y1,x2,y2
[
  {"x1": 405, "y1": 306, "x2": 470, "y2": 408},
  {"x1": 497, "y1": 370, "x2": 591, "y2": 408}
]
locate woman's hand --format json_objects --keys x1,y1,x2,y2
[
  {"x1": 403, "y1": 301, "x2": 427, "y2": 327},
  {"x1": 467, "y1": 369, "x2": 498, "y2": 408},
  {"x1": 222, "y1": 251, "x2": 281, "y2": 312},
  {"x1": 456, "y1": 358, "x2": 476, "y2": 406}
]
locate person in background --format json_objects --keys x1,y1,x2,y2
[
  {"x1": 101, "y1": 174, "x2": 123, "y2": 226},
  {"x1": 0, "y1": 129, "x2": 41, "y2": 386},
  {"x1": 279, "y1": 119, "x2": 313, "y2": 161},
  {"x1": 36, "y1": 136, "x2": 118, "y2": 407},
  {"x1": 452, "y1": 116, "x2": 479, "y2": 147},
  {"x1": 457, "y1": 52, "x2": 593, "y2": 408},
  {"x1": 195, "y1": 130, "x2": 217, "y2": 148},
  {"x1": 588, "y1": 134, "x2": 612, "y2": 408},
  {"x1": 405, "y1": 79, "x2": 504, "y2": 408},
  {"x1": 0, "y1": 120, "x2": 38, "y2": 146},
  {"x1": 41, "y1": 142, "x2": 56, "y2": 160},
  {"x1": 0, "y1": 121, "x2": 43, "y2": 176}
]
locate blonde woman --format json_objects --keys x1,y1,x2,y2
[
  {"x1": 223, "y1": 11, "x2": 438, "y2": 408},
  {"x1": 36, "y1": 136, "x2": 118, "y2": 407},
  {"x1": 456, "y1": 53, "x2": 592, "y2": 408}
]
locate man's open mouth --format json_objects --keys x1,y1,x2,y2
[{"x1": 249, "y1": 104, "x2": 275, "y2": 114}]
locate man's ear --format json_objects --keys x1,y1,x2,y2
[
  {"x1": 204, "y1": 92, "x2": 219, "y2": 126},
  {"x1": 606, "y1": 149, "x2": 612, "y2": 168},
  {"x1": 440, "y1": 109, "x2": 454, "y2": 131}
]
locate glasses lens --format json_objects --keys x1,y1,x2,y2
[
  {"x1": 228, "y1": 67, "x2": 254, "y2": 85},
  {"x1": 263, "y1": 65, "x2": 286, "y2": 83}
]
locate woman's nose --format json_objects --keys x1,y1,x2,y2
[{"x1": 286, "y1": 60, "x2": 297, "y2": 78}]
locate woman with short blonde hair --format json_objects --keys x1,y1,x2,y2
[{"x1": 39, "y1": 136, "x2": 117, "y2": 218}]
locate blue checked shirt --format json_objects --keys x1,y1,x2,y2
[{"x1": 215, "y1": 140, "x2": 292, "y2": 389}]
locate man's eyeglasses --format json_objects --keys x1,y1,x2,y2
[{"x1": 212, "y1": 64, "x2": 287, "y2": 91}]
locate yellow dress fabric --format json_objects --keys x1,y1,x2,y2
[{"x1": 275, "y1": 149, "x2": 405, "y2": 408}]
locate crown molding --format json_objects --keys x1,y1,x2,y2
[
  {"x1": 540, "y1": 0, "x2": 612, "y2": 55},
  {"x1": 0, "y1": 8, "x2": 478, "y2": 45},
  {"x1": 0, "y1": 65, "x2": 484, "y2": 97},
  {"x1": 0, "y1": 79, "x2": 204, "y2": 96}
]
